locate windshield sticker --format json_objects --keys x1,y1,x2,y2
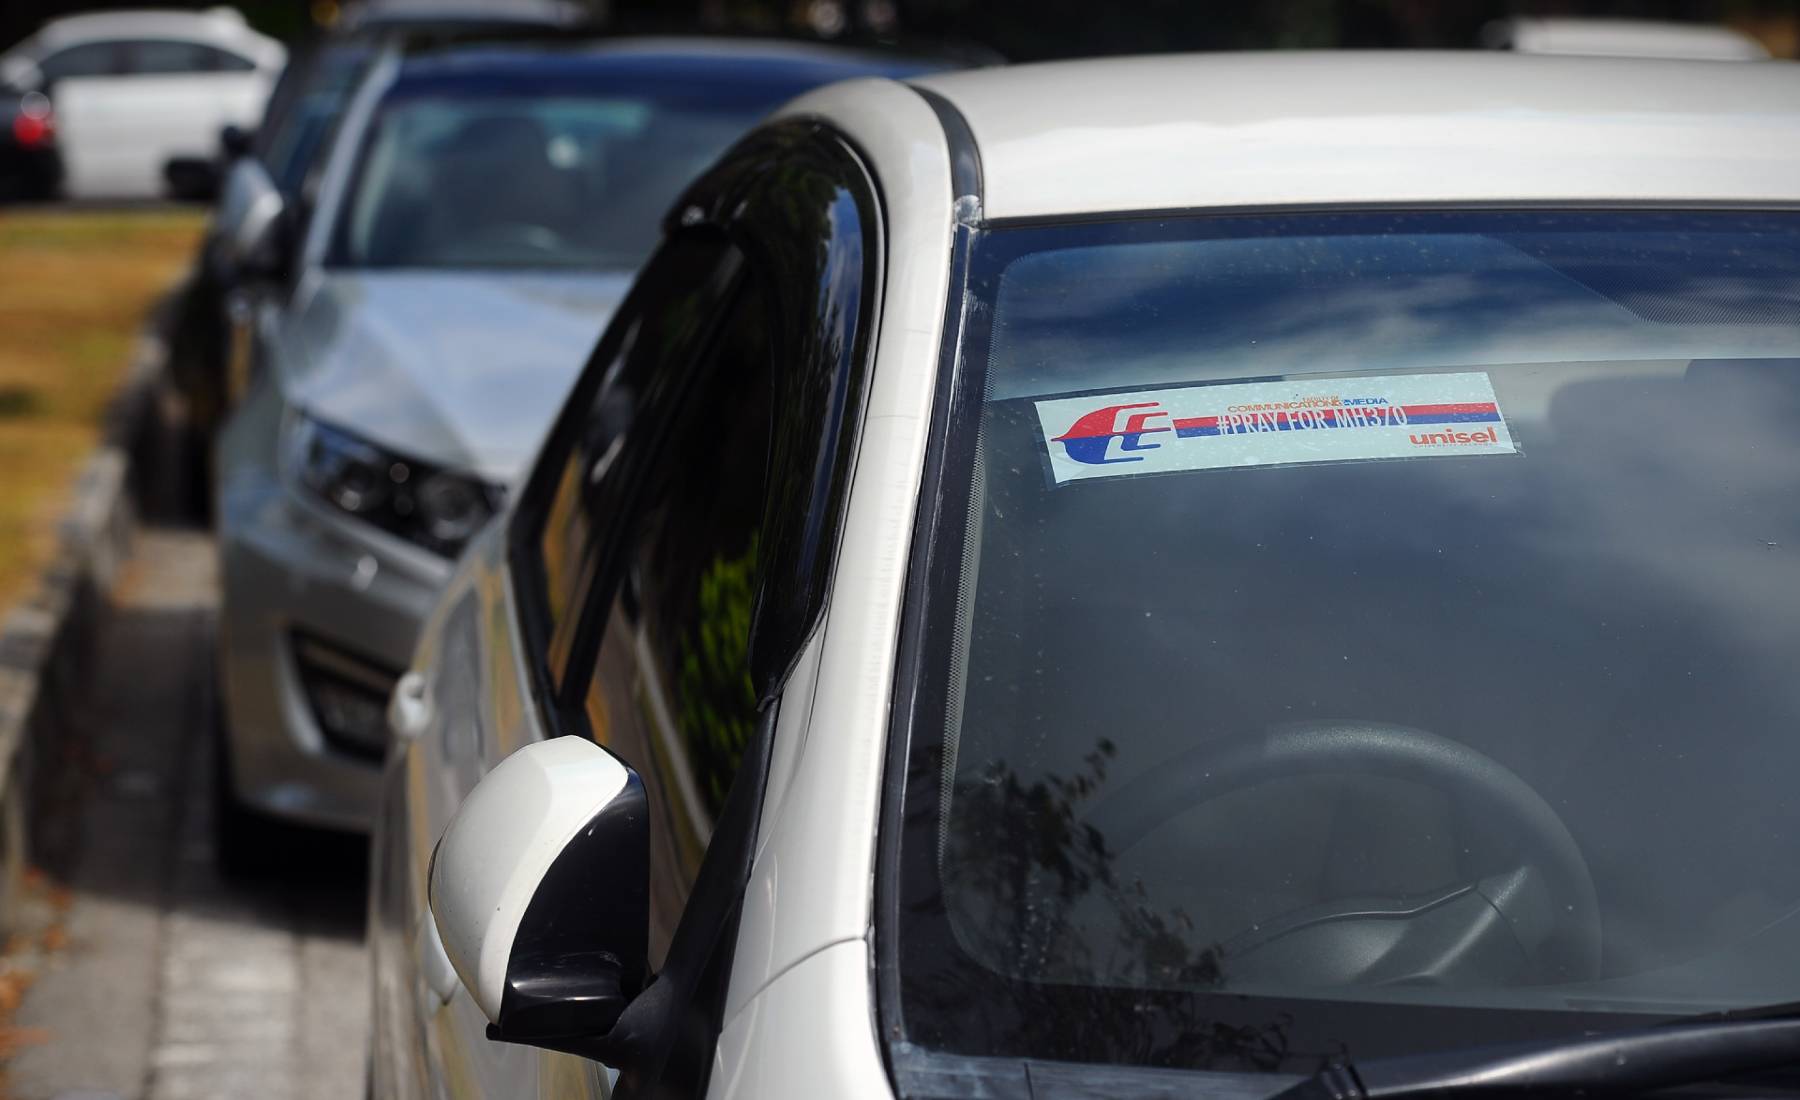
[{"x1": 1035, "y1": 372, "x2": 1516, "y2": 484}]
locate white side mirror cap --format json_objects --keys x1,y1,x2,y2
[{"x1": 429, "y1": 736, "x2": 648, "y2": 1038}]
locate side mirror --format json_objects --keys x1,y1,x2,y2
[
  {"x1": 430, "y1": 736, "x2": 649, "y2": 1058},
  {"x1": 219, "y1": 123, "x2": 254, "y2": 161},
  {"x1": 216, "y1": 158, "x2": 291, "y2": 283}
]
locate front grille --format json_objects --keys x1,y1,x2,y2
[{"x1": 291, "y1": 630, "x2": 400, "y2": 762}]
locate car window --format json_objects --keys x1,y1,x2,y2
[
  {"x1": 580, "y1": 278, "x2": 773, "y2": 960},
  {"x1": 200, "y1": 45, "x2": 256, "y2": 73},
  {"x1": 525, "y1": 234, "x2": 742, "y2": 692},
  {"x1": 36, "y1": 41, "x2": 124, "y2": 81},
  {"x1": 261, "y1": 44, "x2": 375, "y2": 197},
  {"x1": 512, "y1": 122, "x2": 881, "y2": 975},
  {"x1": 893, "y1": 209, "x2": 1800, "y2": 1071},
  {"x1": 125, "y1": 39, "x2": 213, "y2": 75},
  {"x1": 329, "y1": 83, "x2": 799, "y2": 271}
]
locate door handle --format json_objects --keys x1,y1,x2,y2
[
  {"x1": 414, "y1": 911, "x2": 460, "y2": 1008},
  {"x1": 389, "y1": 670, "x2": 432, "y2": 742}
]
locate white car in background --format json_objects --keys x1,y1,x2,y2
[
  {"x1": 376, "y1": 51, "x2": 1800, "y2": 1100},
  {"x1": 0, "y1": 7, "x2": 284, "y2": 199},
  {"x1": 1480, "y1": 16, "x2": 1770, "y2": 60}
]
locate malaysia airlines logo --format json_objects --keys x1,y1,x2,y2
[{"x1": 1034, "y1": 373, "x2": 1516, "y2": 484}]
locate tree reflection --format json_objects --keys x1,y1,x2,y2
[
  {"x1": 923, "y1": 738, "x2": 1296, "y2": 1072},
  {"x1": 675, "y1": 537, "x2": 758, "y2": 815}
]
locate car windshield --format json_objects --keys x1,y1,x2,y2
[
  {"x1": 893, "y1": 210, "x2": 1800, "y2": 1076},
  {"x1": 332, "y1": 83, "x2": 780, "y2": 271},
  {"x1": 262, "y1": 44, "x2": 373, "y2": 197}
]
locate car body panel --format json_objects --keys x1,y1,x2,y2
[
  {"x1": 8, "y1": 10, "x2": 286, "y2": 67},
  {"x1": 216, "y1": 367, "x2": 449, "y2": 829},
  {"x1": 369, "y1": 511, "x2": 573, "y2": 1098},
  {"x1": 5, "y1": 10, "x2": 286, "y2": 199},
  {"x1": 55, "y1": 66, "x2": 276, "y2": 198},
  {"x1": 215, "y1": 44, "x2": 613, "y2": 838},
  {"x1": 711, "y1": 941, "x2": 891, "y2": 1099},
  {"x1": 286, "y1": 271, "x2": 634, "y2": 482},
  {"x1": 911, "y1": 52, "x2": 1800, "y2": 219}
]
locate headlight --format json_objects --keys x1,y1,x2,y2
[{"x1": 284, "y1": 414, "x2": 500, "y2": 557}]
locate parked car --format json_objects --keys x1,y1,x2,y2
[
  {"x1": 336, "y1": 0, "x2": 589, "y2": 32},
  {"x1": 210, "y1": 37, "x2": 955, "y2": 873},
  {"x1": 1480, "y1": 16, "x2": 1770, "y2": 60},
  {"x1": 0, "y1": 7, "x2": 286, "y2": 200},
  {"x1": 166, "y1": 2, "x2": 592, "y2": 494},
  {"x1": 0, "y1": 86, "x2": 57, "y2": 202},
  {"x1": 373, "y1": 51, "x2": 1800, "y2": 1099}
]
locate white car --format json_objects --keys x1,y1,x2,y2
[
  {"x1": 0, "y1": 7, "x2": 284, "y2": 199},
  {"x1": 371, "y1": 52, "x2": 1800, "y2": 1099},
  {"x1": 1480, "y1": 16, "x2": 1770, "y2": 60}
]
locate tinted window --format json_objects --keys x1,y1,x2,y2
[
  {"x1": 626, "y1": 282, "x2": 771, "y2": 817},
  {"x1": 896, "y1": 211, "x2": 1800, "y2": 1073},
  {"x1": 261, "y1": 45, "x2": 375, "y2": 197},
  {"x1": 332, "y1": 87, "x2": 789, "y2": 271},
  {"x1": 126, "y1": 39, "x2": 211, "y2": 75},
  {"x1": 581, "y1": 280, "x2": 772, "y2": 958},
  {"x1": 201, "y1": 45, "x2": 255, "y2": 73},
  {"x1": 528, "y1": 235, "x2": 741, "y2": 690},
  {"x1": 37, "y1": 41, "x2": 122, "y2": 81}
]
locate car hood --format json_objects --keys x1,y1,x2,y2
[{"x1": 286, "y1": 270, "x2": 632, "y2": 485}]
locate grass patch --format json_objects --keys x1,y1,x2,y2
[{"x1": 0, "y1": 208, "x2": 204, "y2": 611}]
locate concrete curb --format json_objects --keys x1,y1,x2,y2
[{"x1": 0, "y1": 317, "x2": 168, "y2": 929}]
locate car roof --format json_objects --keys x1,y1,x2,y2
[
  {"x1": 29, "y1": 7, "x2": 265, "y2": 49},
  {"x1": 1483, "y1": 17, "x2": 1770, "y2": 61},
  {"x1": 339, "y1": 0, "x2": 587, "y2": 31},
  {"x1": 908, "y1": 51, "x2": 1800, "y2": 220},
  {"x1": 394, "y1": 35, "x2": 952, "y2": 89}
]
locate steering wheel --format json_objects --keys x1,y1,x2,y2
[{"x1": 1085, "y1": 721, "x2": 1601, "y2": 987}]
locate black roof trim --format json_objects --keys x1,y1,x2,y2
[{"x1": 912, "y1": 85, "x2": 982, "y2": 218}]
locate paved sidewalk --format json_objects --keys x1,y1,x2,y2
[{"x1": 7, "y1": 529, "x2": 369, "y2": 1100}]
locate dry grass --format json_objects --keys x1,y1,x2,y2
[{"x1": 0, "y1": 209, "x2": 203, "y2": 610}]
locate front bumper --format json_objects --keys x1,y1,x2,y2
[{"x1": 217, "y1": 479, "x2": 448, "y2": 832}]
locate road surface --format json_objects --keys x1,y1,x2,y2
[{"x1": 8, "y1": 528, "x2": 370, "y2": 1100}]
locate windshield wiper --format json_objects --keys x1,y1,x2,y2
[{"x1": 1272, "y1": 1012, "x2": 1800, "y2": 1099}]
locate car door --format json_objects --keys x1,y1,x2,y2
[
  {"x1": 377, "y1": 232, "x2": 749, "y2": 1100},
  {"x1": 34, "y1": 39, "x2": 126, "y2": 197},
  {"x1": 381, "y1": 120, "x2": 883, "y2": 1100},
  {"x1": 503, "y1": 124, "x2": 883, "y2": 1099},
  {"x1": 54, "y1": 38, "x2": 263, "y2": 198}
]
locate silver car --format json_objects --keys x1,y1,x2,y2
[{"x1": 211, "y1": 37, "x2": 947, "y2": 868}]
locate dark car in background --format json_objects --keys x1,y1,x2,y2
[{"x1": 0, "y1": 85, "x2": 57, "y2": 201}]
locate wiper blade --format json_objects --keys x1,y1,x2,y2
[{"x1": 1272, "y1": 1016, "x2": 1800, "y2": 1099}]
